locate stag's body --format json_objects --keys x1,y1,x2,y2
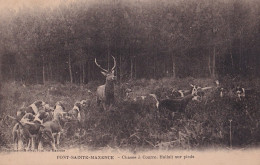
[
  {"x1": 95, "y1": 56, "x2": 116, "y2": 111},
  {"x1": 97, "y1": 82, "x2": 115, "y2": 105}
]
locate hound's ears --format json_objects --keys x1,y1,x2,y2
[{"x1": 101, "y1": 71, "x2": 107, "y2": 76}]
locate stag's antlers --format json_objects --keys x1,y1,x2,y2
[
  {"x1": 111, "y1": 56, "x2": 116, "y2": 71},
  {"x1": 95, "y1": 56, "x2": 116, "y2": 72},
  {"x1": 95, "y1": 58, "x2": 108, "y2": 73}
]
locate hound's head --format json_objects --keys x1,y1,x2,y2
[
  {"x1": 43, "y1": 103, "x2": 54, "y2": 112},
  {"x1": 73, "y1": 101, "x2": 81, "y2": 111},
  {"x1": 54, "y1": 101, "x2": 65, "y2": 111},
  {"x1": 189, "y1": 84, "x2": 204, "y2": 102},
  {"x1": 235, "y1": 86, "x2": 245, "y2": 100},
  {"x1": 20, "y1": 113, "x2": 35, "y2": 123},
  {"x1": 17, "y1": 108, "x2": 26, "y2": 120},
  {"x1": 34, "y1": 110, "x2": 49, "y2": 123},
  {"x1": 172, "y1": 89, "x2": 185, "y2": 98},
  {"x1": 55, "y1": 101, "x2": 62, "y2": 106},
  {"x1": 80, "y1": 100, "x2": 88, "y2": 106},
  {"x1": 66, "y1": 101, "x2": 82, "y2": 121},
  {"x1": 33, "y1": 100, "x2": 46, "y2": 108},
  {"x1": 190, "y1": 84, "x2": 199, "y2": 96},
  {"x1": 54, "y1": 111, "x2": 69, "y2": 122},
  {"x1": 236, "y1": 86, "x2": 245, "y2": 95}
]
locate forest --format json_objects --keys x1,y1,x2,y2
[
  {"x1": 0, "y1": 0, "x2": 260, "y2": 151},
  {"x1": 0, "y1": 0, "x2": 259, "y2": 85}
]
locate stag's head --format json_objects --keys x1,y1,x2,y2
[{"x1": 95, "y1": 56, "x2": 117, "y2": 83}]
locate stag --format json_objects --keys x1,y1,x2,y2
[{"x1": 95, "y1": 56, "x2": 117, "y2": 111}]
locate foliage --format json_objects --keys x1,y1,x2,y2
[
  {"x1": 0, "y1": 0, "x2": 259, "y2": 84},
  {"x1": 0, "y1": 77, "x2": 259, "y2": 150}
]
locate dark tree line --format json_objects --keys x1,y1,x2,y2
[{"x1": 0, "y1": 0, "x2": 259, "y2": 85}]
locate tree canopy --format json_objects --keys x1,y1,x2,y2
[{"x1": 0, "y1": 0, "x2": 259, "y2": 84}]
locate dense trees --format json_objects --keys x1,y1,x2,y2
[{"x1": 0, "y1": 0, "x2": 259, "y2": 84}]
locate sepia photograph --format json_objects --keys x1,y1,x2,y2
[{"x1": 0, "y1": 0, "x2": 259, "y2": 164}]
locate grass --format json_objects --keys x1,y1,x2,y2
[{"x1": 0, "y1": 77, "x2": 259, "y2": 151}]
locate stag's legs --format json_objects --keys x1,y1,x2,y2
[
  {"x1": 108, "y1": 104, "x2": 113, "y2": 111},
  {"x1": 171, "y1": 112, "x2": 175, "y2": 118},
  {"x1": 102, "y1": 103, "x2": 107, "y2": 111},
  {"x1": 97, "y1": 97, "x2": 101, "y2": 106}
]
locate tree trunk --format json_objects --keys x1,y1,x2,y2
[
  {"x1": 88, "y1": 61, "x2": 91, "y2": 83},
  {"x1": 13, "y1": 67, "x2": 16, "y2": 81},
  {"x1": 9, "y1": 66, "x2": 13, "y2": 81},
  {"x1": 130, "y1": 56, "x2": 133, "y2": 80},
  {"x1": 212, "y1": 46, "x2": 216, "y2": 78},
  {"x1": 134, "y1": 56, "x2": 137, "y2": 79},
  {"x1": 171, "y1": 54, "x2": 176, "y2": 78},
  {"x1": 46, "y1": 62, "x2": 49, "y2": 82},
  {"x1": 79, "y1": 64, "x2": 82, "y2": 85},
  {"x1": 119, "y1": 54, "x2": 122, "y2": 84},
  {"x1": 42, "y1": 56, "x2": 45, "y2": 84},
  {"x1": 35, "y1": 66, "x2": 38, "y2": 84},
  {"x1": 49, "y1": 62, "x2": 53, "y2": 81},
  {"x1": 208, "y1": 52, "x2": 212, "y2": 77},
  {"x1": 26, "y1": 67, "x2": 29, "y2": 84},
  {"x1": 163, "y1": 56, "x2": 166, "y2": 77},
  {"x1": 229, "y1": 41, "x2": 234, "y2": 69},
  {"x1": 107, "y1": 48, "x2": 110, "y2": 70},
  {"x1": 239, "y1": 37, "x2": 243, "y2": 73},
  {"x1": 82, "y1": 63, "x2": 85, "y2": 84},
  {"x1": 153, "y1": 53, "x2": 156, "y2": 78},
  {"x1": 68, "y1": 53, "x2": 73, "y2": 83}
]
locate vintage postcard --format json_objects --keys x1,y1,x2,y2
[{"x1": 0, "y1": 0, "x2": 259, "y2": 164}]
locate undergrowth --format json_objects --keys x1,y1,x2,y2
[{"x1": 0, "y1": 77, "x2": 259, "y2": 151}]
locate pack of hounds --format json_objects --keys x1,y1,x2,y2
[
  {"x1": 9, "y1": 100, "x2": 90, "y2": 151},
  {"x1": 8, "y1": 79, "x2": 253, "y2": 151}
]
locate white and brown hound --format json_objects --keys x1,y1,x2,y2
[
  {"x1": 12, "y1": 113, "x2": 34, "y2": 150},
  {"x1": 236, "y1": 86, "x2": 246, "y2": 100},
  {"x1": 38, "y1": 102, "x2": 68, "y2": 150},
  {"x1": 16, "y1": 101, "x2": 46, "y2": 121},
  {"x1": 12, "y1": 110, "x2": 49, "y2": 150},
  {"x1": 66, "y1": 100, "x2": 90, "y2": 136}
]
